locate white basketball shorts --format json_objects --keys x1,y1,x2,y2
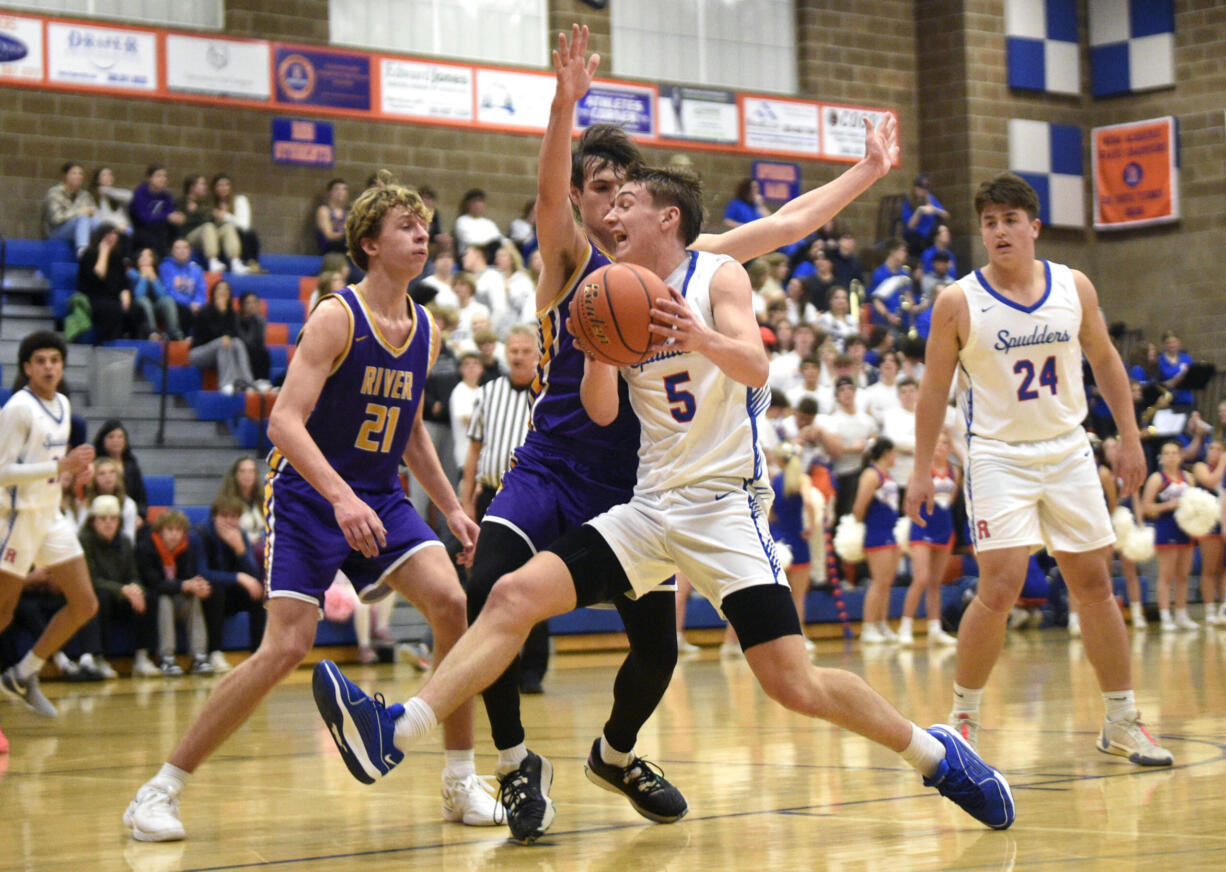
[{"x1": 0, "y1": 508, "x2": 84, "y2": 578}]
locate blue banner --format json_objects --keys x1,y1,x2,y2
[
  {"x1": 753, "y1": 160, "x2": 800, "y2": 202},
  {"x1": 275, "y1": 47, "x2": 370, "y2": 111},
  {"x1": 271, "y1": 117, "x2": 335, "y2": 167},
  {"x1": 577, "y1": 84, "x2": 653, "y2": 136}
]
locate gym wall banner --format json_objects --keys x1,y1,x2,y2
[{"x1": 1092, "y1": 116, "x2": 1179, "y2": 230}]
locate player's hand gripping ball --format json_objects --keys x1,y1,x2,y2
[{"x1": 570, "y1": 262, "x2": 666, "y2": 366}]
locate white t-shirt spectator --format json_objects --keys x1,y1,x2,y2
[
  {"x1": 449, "y1": 380, "x2": 482, "y2": 470},
  {"x1": 861, "y1": 380, "x2": 901, "y2": 426},
  {"x1": 828, "y1": 408, "x2": 879, "y2": 477},
  {"x1": 880, "y1": 405, "x2": 916, "y2": 483},
  {"x1": 454, "y1": 215, "x2": 502, "y2": 254}
]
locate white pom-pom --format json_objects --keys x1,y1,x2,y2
[
  {"x1": 1174, "y1": 487, "x2": 1220, "y2": 538},
  {"x1": 1111, "y1": 506, "x2": 1136, "y2": 545},
  {"x1": 834, "y1": 514, "x2": 866, "y2": 563},
  {"x1": 1121, "y1": 526, "x2": 1156, "y2": 562},
  {"x1": 774, "y1": 539, "x2": 794, "y2": 571},
  {"x1": 894, "y1": 516, "x2": 911, "y2": 555}
]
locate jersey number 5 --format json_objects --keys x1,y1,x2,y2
[
  {"x1": 1013, "y1": 355, "x2": 1058, "y2": 401},
  {"x1": 663, "y1": 372, "x2": 696, "y2": 423},
  {"x1": 355, "y1": 403, "x2": 402, "y2": 453}
]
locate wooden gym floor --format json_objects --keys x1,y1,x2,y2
[{"x1": 1, "y1": 625, "x2": 1224, "y2": 871}]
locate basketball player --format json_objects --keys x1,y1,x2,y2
[
  {"x1": 123, "y1": 173, "x2": 495, "y2": 842},
  {"x1": 0, "y1": 332, "x2": 98, "y2": 722},
  {"x1": 905, "y1": 172, "x2": 1171, "y2": 766},
  {"x1": 314, "y1": 25, "x2": 901, "y2": 845},
  {"x1": 315, "y1": 161, "x2": 1016, "y2": 833}
]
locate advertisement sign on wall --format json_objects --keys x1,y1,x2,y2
[
  {"x1": 166, "y1": 35, "x2": 270, "y2": 100},
  {"x1": 275, "y1": 46, "x2": 370, "y2": 112},
  {"x1": 475, "y1": 68, "x2": 554, "y2": 130},
  {"x1": 47, "y1": 21, "x2": 156, "y2": 90},
  {"x1": 381, "y1": 58, "x2": 473, "y2": 122},
  {"x1": 577, "y1": 82, "x2": 654, "y2": 137},
  {"x1": 656, "y1": 84, "x2": 738, "y2": 144},
  {"x1": 822, "y1": 104, "x2": 893, "y2": 160},
  {"x1": 271, "y1": 117, "x2": 334, "y2": 167},
  {"x1": 0, "y1": 14, "x2": 43, "y2": 82},
  {"x1": 743, "y1": 97, "x2": 820, "y2": 155}
]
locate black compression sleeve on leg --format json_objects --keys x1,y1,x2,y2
[{"x1": 603, "y1": 589, "x2": 678, "y2": 753}]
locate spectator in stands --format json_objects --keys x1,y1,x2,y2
[
  {"x1": 308, "y1": 269, "x2": 347, "y2": 312},
  {"x1": 237, "y1": 292, "x2": 272, "y2": 390},
  {"x1": 211, "y1": 174, "x2": 260, "y2": 269},
  {"x1": 461, "y1": 242, "x2": 508, "y2": 331},
  {"x1": 217, "y1": 455, "x2": 265, "y2": 543},
  {"x1": 801, "y1": 246, "x2": 839, "y2": 312},
  {"x1": 77, "y1": 223, "x2": 147, "y2": 343},
  {"x1": 417, "y1": 249, "x2": 458, "y2": 308},
  {"x1": 919, "y1": 250, "x2": 955, "y2": 300},
  {"x1": 315, "y1": 178, "x2": 349, "y2": 254},
  {"x1": 130, "y1": 164, "x2": 184, "y2": 258},
  {"x1": 193, "y1": 497, "x2": 266, "y2": 666},
  {"x1": 78, "y1": 456, "x2": 140, "y2": 543},
  {"x1": 845, "y1": 334, "x2": 877, "y2": 388},
  {"x1": 723, "y1": 177, "x2": 772, "y2": 229},
  {"x1": 864, "y1": 324, "x2": 896, "y2": 369},
  {"x1": 493, "y1": 240, "x2": 535, "y2": 332},
  {"x1": 90, "y1": 166, "x2": 133, "y2": 244},
  {"x1": 830, "y1": 231, "x2": 866, "y2": 290},
  {"x1": 829, "y1": 376, "x2": 880, "y2": 521},
  {"x1": 450, "y1": 272, "x2": 489, "y2": 353},
  {"x1": 42, "y1": 161, "x2": 99, "y2": 257},
  {"x1": 508, "y1": 198, "x2": 537, "y2": 258},
  {"x1": 861, "y1": 350, "x2": 903, "y2": 425},
  {"x1": 762, "y1": 251, "x2": 790, "y2": 298},
  {"x1": 869, "y1": 239, "x2": 911, "y2": 333},
  {"x1": 816, "y1": 286, "x2": 858, "y2": 352},
  {"x1": 784, "y1": 276, "x2": 819, "y2": 327},
  {"x1": 920, "y1": 223, "x2": 957, "y2": 276},
  {"x1": 135, "y1": 510, "x2": 210, "y2": 675},
  {"x1": 449, "y1": 352, "x2": 485, "y2": 476},
  {"x1": 189, "y1": 279, "x2": 256, "y2": 395},
  {"x1": 474, "y1": 328, "x2": 507, "y2": 383},
  {"x1": 1158, "y1": 330, "x2": 1196, "y2": 410},
  {"x1": 453, "y1": 188, "x2": 503, "y2": 254},
  {"x1": 178, "y1": 175, "x2": 226, "y2": 273},
  {"x1": 160, "y1": 238, "x2": 208, "y2": 335},
  {"x1": 77, "y1": 495, "x2": 159, "y2": 678},
  {"x1": 900, "y1": 174, "x2": 950, "y2": 257},
  {"x1": 128, "y1": 247, "x2": 182, "y2": 340},
  {"x1": 93, "y1": 420, "x2": 149, "y2": 519},
  {"x1": 880, "y1": 376, "x2": 918, "y2": 486},
  {"x1": 417, "y1": 184, "x2": 449, "y2": 250}
]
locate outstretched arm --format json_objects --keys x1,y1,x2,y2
[{"x1": 692, "y1": 115, "x2": 899, "y2": 263}]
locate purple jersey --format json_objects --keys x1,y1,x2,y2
[
  {"x1": 528, "y1": 239, "x2": 638, "y2": 479},
  {"x1": 270, "y1": 286, "x2": 433, "y2": 492}
]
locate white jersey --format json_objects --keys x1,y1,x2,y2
[
  {"x1": 621, "y1": 250, "x2": 768, "y2": 495},
  {"x1": 0, "y1": 388, "x2": 72, "y2": 513},
  {"x1": 955, "y1": 260, "x2": 1087, "y2": 443}
]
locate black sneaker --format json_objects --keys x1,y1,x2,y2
[
  {"x1": 495, "y1": 751, "x2": 556, "y2": 844},
  {"x1": 583, "y1": 738, "x2": 688, "y2": 823}
]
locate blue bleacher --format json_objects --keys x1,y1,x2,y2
[
  {"x1": 185, "y1": 390, "x2": 245, "y2": 421},
  {"x1": 260, "y1": 253, "x2": 322, "y2": 276},
  {"x1": 2, "y1": 238, "x2": 73, "y2": 275},
  {"x1": 140, "y1": 359, "x2": 202, "y2": 394},
  {"x1": 143, "y1": 474, "x2": 175, "y2": 507},
  {"x1": 264, "y1": 298, "x2": 305, "y2": 322},
  {"x1": 181, "y1": 505, "x2": 212, "y2": 526},
  {"x1": 227, "y1": 273, "x2": 302, "y2": 300}
]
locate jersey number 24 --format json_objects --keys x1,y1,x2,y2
[{"x1": 1013, "y1": 355, "x2": 1058, "y2": 401}]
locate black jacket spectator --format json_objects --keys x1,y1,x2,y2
[{"x1": 94, "y1": 419, "x2": 149, "y2": 517}]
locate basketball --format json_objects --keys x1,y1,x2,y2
[{"x1": 571, "y1": 262, "x2": 665, "y2": 367}]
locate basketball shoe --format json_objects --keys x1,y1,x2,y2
[
  {"x1": 1, "y1": 667, "x2": 57, "y2": 717},
  {"x1": 441, "y1": 772, "x2": 500, "y2": 826},
  {"x1": 495, "y1": 751, "x2": 556, "y2": 844},
  {"x1": 583, "y1": 738, "x2": 689, "y2": 823},
  {"x1": 923, "y1": 724, "x2": 1015, "y2": 829},
  {"x1": 312, "y1": 660, "x2": 403, "y2": 784},
  {"x1": 124, "y1": 783, "x2": 187, "y2": 842},
  {"x1": 948, "y1": 710, "x2": 980, "y2": 748},
  {"x1": 1096, "y1": 711, "x2": 1173, "y2": 766}
]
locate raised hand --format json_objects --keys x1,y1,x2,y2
[
  {"x1": 552, "y1": 23, "x2": 600, "y2": 106},
  {"x1": 863, "y1": 114, "x2": 899, "y2": 179}
]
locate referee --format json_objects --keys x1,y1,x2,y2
[{"x1": 458, "y1": 324, "x2": 550, "y2": 693}]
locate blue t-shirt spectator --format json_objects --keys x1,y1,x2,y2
[
  {"x1": 160, "y1": 256, "x2": 207, "y2": 308},
  {"x1": 1158, "y1": 349, "x2": 1195, "y2": 406},
  {"x1": 723, "y1": 197, "x2": 760, "y2": 226},
  {"x1": 921, "y1": 244, "x2": 957, "y2": 276}
]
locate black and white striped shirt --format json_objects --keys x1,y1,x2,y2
[{"x1": 466, "y1": 376, "x2": 533, "y2": 488}]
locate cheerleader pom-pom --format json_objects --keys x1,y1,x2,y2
[
  {"x1": 1121, "y1": 526, "x2": 1156, "y2": 563},
  {"x1": 1175, "y1": 487, "x2": 1221, "y2": 538},
  {"x1": 833, "y1": 514, "x2": 866, "y2": 563},
  {"x1": 774, "y1": 539, "x2": 794, "y2": 571},
  {"x1": 893, "y1": 516, "x2": 911, "y2": 555},
  {"x1": 1111, "y1": 506, "x2": 1136, "y2": 545},
  {"x1": 323, "y1": 582, "x2": 357, "y2": 623}
]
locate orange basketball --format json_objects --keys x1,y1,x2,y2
[{"x1": 572, "y1": 262, "x2": 665, "y2": 367}]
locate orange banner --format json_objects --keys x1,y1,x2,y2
[{"x1": 1092, "y1": 116, "x2": 1179, "y2": 230}]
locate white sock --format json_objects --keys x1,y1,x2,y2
[
  {"x1": 927, "y1": 619, "x2": 943, "y2": 634},
  {"x1": 392, "y1": 697, "x2": 437, "y2": 747},
  {"x1": 1103, "y1": 690, "x2": 1135, "y2": 723},
  {"x1": 496, "y1": 743, "x2": 528, "y2": 775},
  {"x1": 900, "y1": 723, "x2": 946, "y2": 778},
  {"x1": 600, "y1": 735, "x2": 633, "y2": 768},
  {"x1": 1159, "y1": 608, "x2": 1173, "y2": 623},
  {"x1": 443, "y1": 748, "x2": 475, "y2": 780},
  {"x1": 1175, "y1": 608, "x2": 1191, "y2": 622},
  {"x1": 15, "y1": 651, "x2": 45, "y2": 682},
  {"x1": 152, "y1": 762, "x2": 190, "y2": 797},
  {"x1": 899, "y1": 616, "x2": 913, "y2": 634},
  {"x1": 952, "y1": 683, "x2": 982, "y2": 715}
]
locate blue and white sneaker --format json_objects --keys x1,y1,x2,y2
[
  {"x1": 313, "y1": 660, "x2": 404, "y2": 784},
  {"x1": 924, "y1": 724, "x2": 1015, "y2": 829}
]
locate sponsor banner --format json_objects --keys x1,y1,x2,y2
[
  {"x1": 47, "y1": 21, "x2": 156, "y2": 91},
  {"x1": 272, "y1": 117, "x2": 334, "y2": 167},
  {"x1": 166, "y1": 35, "x2": 270, "y2": 100},
  {"x1": 380, "y1": 58, "x2": 472, "y2": 122},
  {"x1": 743, "y1": 97, "x2": 820, "y2": 155},
  {"x1": 475, "y1": 67, "x2": 554, "y2": 130},
  {"x1": 0, "y1": 14, "x2": 43, "y2": 82},
  {"x1": 1092, "y1": 116, "x2": 1178, "y2": 230},
  {"x1": 822, "y1": 104, "x2": 893, "y2": 160},
  {"x1": 577, "y1": 82, "x2": 654, "y2": 137},
  {"x1": 657, "y1": 83, "x2": 738, "y2": 144},
  {"x1": 753, "y1": 161, "x2": 801, "y2": 202},
  {"x1": 275, "y1": 46, "x2": 370, "y2": 111}
]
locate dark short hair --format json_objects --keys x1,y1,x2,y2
[
  {"x1": 211, "y1": 496, "x2": 246, "y2": 518},
  {"x1": 623, "y1": 164, "x2": 705, "y2": 246},
  {"x1": 61, "y1": 161, "x2": 81, "y2": 175},
  {"x1": 796, "y1": 396, "x2": 819, "y2": 416},
  {"x1": 835, "y1": 376, "x2": 856, "y2": 390},
  {"x1": 13, "y1": 330, "x2": 67, "y2": 390},
  {"x1": 571, "y1": 124, "x2": 642, "y2": 191},
  {"x1": 931, "y1": 251, "x2": 951, "y2": 263},
  {"x1": 973, "y1": 171, "x2": 1040, "y2": 221}
]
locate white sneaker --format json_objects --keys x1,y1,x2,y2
[
  {"x1": 1097, "y1": 711, "x2": 1173, "y2": 766},
  {"x1": 1068, "y1": 613, "x2": 1081, "y2": 637},
  {"x1": 441, "y1": 772, "x2": 499, "y2": 826},
  {"x1": 253, "y1": 379, "x2": 273, "y2": 393},
  {"x1": 898, "y1": 628, "x2": 915, "y2": 646},
  {"x1": 124, "y1": 784, "x2": 187, "y2": 841},
  {"x1": 1204, "y1": 607, "x2": 1222, "y2": 626},
  {"x1": 948, "y1": 710, "x2": 980, "y2": 749},
  {"x1": 860, "y1": 624, "x2": 886, "y2": 644},
  {"x1": 219, "y1": 383, "x2": 236, "y2": 396},
  {"x1": 94, "y1": 657, "x2": 119, "y2": 680},
  {"x1": 719, "y1": 641, "x2": 741, "y2": 658},
  {"x1": 1160, "y1": 618, "x2": 1177, "y2": 633},
  {"x1": 676, "y1": 634, "x2": 700, "y2": 654},
  {"x1": 879, "y1": 623, "x2": 899, "y2": 643},
  {"x1": 207, "y1": 257, "x2": 226, "y2": 273},
  {"x1": 1131, "y1": 606, "x2": 1148, "y2": 629},
  {"x1": 208, "y1": 651, "x2": 232, "y2": 673},
  {"x1": 1174, "y1": 613, "x2": 1199, "y2": 632},
  {"x1": 229, "y1": 258, "x2": 250, "y2": 275},
  {"x1": 929, "y1": 628, "x2": 958, "y2": 647},
  {"x1": 54, "y1": 651, "x2": 80, "y2": 679},
  {"x1": 1008, "y1": 607, "x2": 1029, "y2": 630},
  {"x1": 132, "y1": 650, "x2": 160, "y2": 678}
]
